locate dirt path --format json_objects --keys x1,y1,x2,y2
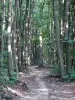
[
  {"x1": 17, "y1": 66, "x2": 49, "y2": 100},
  {"x1": 6, "y1": 66, "x2": 75, "y2": 100}
]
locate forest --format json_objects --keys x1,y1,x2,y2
[{"x1": 0, "y1": 0, "x2": 75, "y2": 100}]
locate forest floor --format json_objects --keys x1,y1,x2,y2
[{"x1": 1, "y1": 66, "x2": 75, "y2": 100}]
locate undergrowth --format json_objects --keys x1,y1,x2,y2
[
  {"x1": 52, "y1": 63, "x2": 75, "y2": 82},
  {"x1": 63, "y1": 69, "x2": 75, "y2": 82},
  {"x1": 0, "y1": 68, "x2": 17, "y2": 85}
]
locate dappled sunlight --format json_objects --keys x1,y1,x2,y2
[
  {"x1": 62, "y1": 0, "x2": 64, "y2": 3},
  {"x1": 32, "y1": 88, "x2": 49, "y2": 95},
  {"x1": 19, "y1": 72, "x2": 30, "y2": 78},
  {"x1": 7, "y1": 87, "x2": 24, "y2": 97},
  {"x1": 28, "y1": 56, "x2": 31, "y2": 65},
  {"x1": 19, "y1": 72, "x2": 26, "y2": 78},
  {"x1": 50, "y1": 95, "x2": 72, "y2": 100},
  {"x1": 30, "y1": 70, "x2": 41, "y2": 75},
  {"x1": 19, "y1": 72, "x2": 24, "y2": 75},
  {"x1": 53, "y1": 90, "x2": 73, "y2": 94}
]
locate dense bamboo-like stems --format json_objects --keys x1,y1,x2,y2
[
  {"x1": 53, "y1": 0, "x2": 65, "y2": 78},
  {"x1": 7, "y1": 0, "x2": 13, "y2": 79}
]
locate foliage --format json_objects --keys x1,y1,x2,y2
[
  {"x1": 9, "y1": 71, "x2": 17, "y2": 84},
  {"x1": 0, "y1": 68, "x2": 9, "y2": 85},
  {"x1": 0, "y1": 68, "x2": 17, "y2": 85},
  {"x1": 52, "y1": 63, "x2": 60, "y2": 75},
  {"x1": 63, "y1": 70, "x2": 75, "y2": 82}
]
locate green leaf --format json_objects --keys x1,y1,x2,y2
[{"x1": 63, "y1": 75, "x2": 68, "y2": 79}]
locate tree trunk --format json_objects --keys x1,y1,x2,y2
[
  {"x1": 64, "y1": 0, "x2": 71, "y2": 73},
  {"x1": 7, "y1": 0, "x2": 13, "y2": 79},
  {"x1": 23, "y1": 0, "x2": 30, "y2": 70},
  {"x1": 12, "y1": 0, "x2": 19, "y2": 78},
  {"x1": 53, "y1": 0, "x2": 65, "y2": 78},
  {"x1": 1, "y1": 0, "x2": 6, "y2": 67},
  {"x1": 39, "y1": 30, "x2": 43, "y2": 65}
]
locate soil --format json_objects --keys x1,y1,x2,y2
[{"x1": 1, "y1": 66, "x2": 75, "y2": 100}]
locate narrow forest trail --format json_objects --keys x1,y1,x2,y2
[
  {"x1": 15, "y1": 66, "x2": 50, "y2": 100},
  {"x1": 6, "y1": 66, "x2": 75, "y2": 100}
]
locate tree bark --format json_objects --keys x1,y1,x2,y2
[
  {"x1": 7, "y1": 0, "x2": 13, "y2": 79},
  {"x1": 1, "y1": 0, "x2": 6, "y2": 67},
  {"x1": 64, "y1": 0, "x2": 71, "y2": 73},
  {"x1": 53, "y1": 0, "x2": 65, "y2": 78}
]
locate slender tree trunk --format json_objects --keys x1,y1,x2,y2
[
  {"x1": 23, "y1": 0, "x2": 30, "y2": 69},
  {"x1": 39, "y1": 30, "x2": 43, "y2": 65},
  {"x1": 7, "y1": 0, "x2": 13, "y2": 79},
  {"x1": 60, "y1": 0, "x2": 64, "y2": 37},
  {"x1": 64, "y1": 0, "x2": 71, "y2": 73},
  {"x1": 18, "y1": 0, "x2": 23, "y2": 71},
  {"x1": 47, "y1": 1, "x2": 52, "y2": 66},
  {"x1": 60, "y1": 0, "x2": 64, "y2": 68},
  {"x1": 53, "y1": 0, "x2": 65, "y2": 78},
  {"x1": 12, "y1": 0, "x2": 19, "y2": 78},
  {"x1": 1, "y1": 0, "x2": 6, "y2": 67}
]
